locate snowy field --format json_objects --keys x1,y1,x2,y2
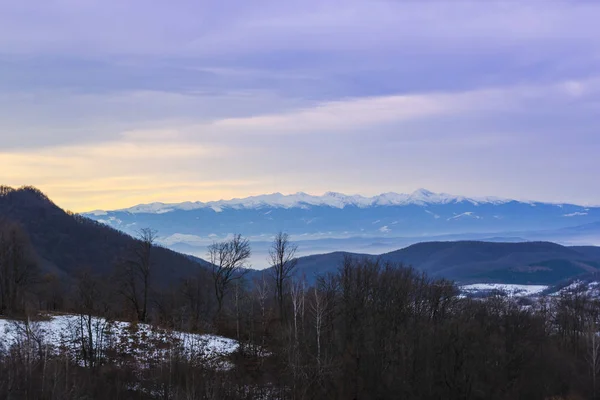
[
  {"x1": 460, "y1": 283, "x2": 549, "y2": 297},
  {"x1": 0, "y1": 314, "x2": 239, "y2": 368}
]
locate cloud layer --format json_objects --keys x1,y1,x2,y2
[{"x1": 1, "y1": 1, "x2": 600, "y2": 210}]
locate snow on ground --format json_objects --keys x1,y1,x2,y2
[
  {"x1": 0, "y1": 314, "x2": 239, "y2": 368},
  {"x1": 550, "y1": 281, "x2": 600, "y2": 297},
  {"x1": 461, "y1": 283, "x2": 549, "y2": 297}
]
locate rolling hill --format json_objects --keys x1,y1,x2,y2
[
  {"x1": 0, "y1": 186, "x2": 209, "y2": 285},
  {"x1": 281, "y1": 241, "x2": 600, "y2": 285}
]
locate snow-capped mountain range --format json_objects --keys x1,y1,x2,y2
[
  {"x1": 83, "y1": 189, "x2": 600, "y2": 267},
  {"x1": 88, "y1": 189, "x2": 512, "y2": 216}
]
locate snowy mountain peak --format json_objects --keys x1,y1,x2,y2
[
  {"x1": 94, "y1": 189, "x2": 520, "y2": 215},
  {"x1": 407, "y1": 189, "x2": 458, "y2": 205},
  {"x1": 412, "y1": 188, "x2": 435, "y2": 197}
]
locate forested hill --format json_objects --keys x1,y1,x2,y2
[
  {"x1": 0, "y1": 186, "x2": 209, "y2": 285},
  {"x1": 281, "y1": 240, "x2": 600, "y2": 285}
]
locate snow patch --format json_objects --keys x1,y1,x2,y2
[
  {"x1": 461, "y1": 283, "x2": 548, "y2": 296},
  {"x1": 159, "y1": 233, "x2": 207, "y2": 246},
  {"x1": 551, "y1": 281, "x2": 600, "y2": 297},
  {"x1": 564, "y1": 212, "x2": 588, "y2": 217},
  {"x1": 96, "y1": 216, "x2": 123, "y2": 226},
  {"x1": 424, "y1": 209, "x2": 440, "y2": 219},
  {"x1": 448, "y1": 212, "x2": 481, "y2": 221},
  {"x1": 87, "y1": 210, "x2": 107, "y2": 216},
  {"x1": 0, "y1": 314, "x2": 239, "y2": 369}
]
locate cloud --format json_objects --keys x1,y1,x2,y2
[
  {"x1": 0, "y1": 133, "x2": 253, "y2": 210},
  {"x1": 1, "y1": 0, "x2": 600, "y2": 210},
  {"x1": 0, "y1": 89, "x2": 307, "y2": 150},
  {"x1": 2, "y1": 1, "x2": 598, "y2": 57},
  {"x1": 2, "y1": 75, "x2": 600, "y2": 211},
  {"x1": 209, "y1": 78, "x2": 600, "y2": 135}
]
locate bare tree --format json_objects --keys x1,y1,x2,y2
[
  {"x1": 254, "y1": 272, "x2": 270, "y2": 351},
  {"x1": 73, "y1": 270, "x2": 112, "y2": 369},
  {"x1": 208, "y1": 234, "x2": 251, "y2": 317},
  {"x1": 137, "y1": 228, "x2": 157, "y2": 323},
  {"x1": 118, "y1": 228, "x2": 157, "y2": 322},
  {"x1": 0, "y1": 219, "x2": 39, "y2": 315},
  {"x1": 9, "y1": 316, "x2": 46, "y2": 383},
  {"x1": 290, "y1": 277, "x2": 305, "y2": 347},
  {"x1": 269, "y1": 232, "x2": 298, "y2": 322},
  {"x1": 180, "y1": 276, "x2": 211, "y2": 331},
  {"x1": 234, "y1": 281, "x2": 242, "y2": 340},
  {"x1": 587, "y1": 316, "x2": 600, "y2": 399},
  {"x1": 310, "y1": 285, "x2": 329, "y2": 368}
]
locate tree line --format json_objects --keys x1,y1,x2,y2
[{"x1": 2, "y1": 218, "x2": 600, "y2": 399}]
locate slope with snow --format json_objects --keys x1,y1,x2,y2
[
  {"x1": 460, "y1": 283, "x2": 549, "y2": 297},
  {"x1": 0, "y1": 314, "x2": 239, "y2": 369}
]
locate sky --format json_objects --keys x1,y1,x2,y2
[{"x1": 1, "y1": 0, "x2": 600, "y2": 211}]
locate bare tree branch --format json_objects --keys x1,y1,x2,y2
[
  {"x1": 208, "y1": 234, "x2": 251, "y2": 318},
  {"x1": 269, "y1": 232, "x2": 298, "y2": 322}
]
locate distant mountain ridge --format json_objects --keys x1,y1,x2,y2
[
  {"x1": 88, "y1": 189, "x2": 523, "y2": 215},
  {"x1": 83, "y1": 190, "x2": 600, "y2": 262},
  {"x1": 272, "y1": 241, "x2": 600, "y2": 286}
]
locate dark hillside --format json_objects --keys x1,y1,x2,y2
[
  {"x1": 283, "y1": 240, "x2": 600, "y2": 285},
  {"x1": 246, "y1": 251, "x2": 371, "y2": 283},
  {"x1": 381, "y1": 241, "x2": 588, "y2": 278},
  {"x1": 0, "y1": 186, "x2": 208, "y2": 285},
  {"x1": 570, "y1": 245, "x2": 600, "y2": 259}
]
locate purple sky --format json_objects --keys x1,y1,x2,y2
[{"x1": 1, "y1": 0, "x2": 600, "y2": 211}]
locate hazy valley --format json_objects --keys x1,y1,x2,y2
[{"x1": 85, "y1": 189, "x2": 600, "y2": 270}]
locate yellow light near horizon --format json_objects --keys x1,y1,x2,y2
[
  {"x1": 0, "y1": 138, "x2": 259, "y2": 212},
  {"x1": 4, "y1": 181, "x2": 267, "y2": 213}
]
